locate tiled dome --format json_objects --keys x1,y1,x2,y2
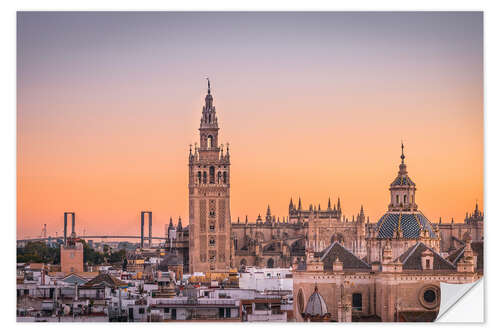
[
  {"x1": 376, "y1": 211, "x2": 437, "y2": 239},
  {"x1": 390, "y1": 174, "x2": 416, "y2": 186}
]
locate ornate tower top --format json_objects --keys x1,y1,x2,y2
[
  {"x1": 389, "y1": 142, "x2": 417, "y2": 212},
  {"x1": 400, "y1": 141, "x2": 405, "y2": 164},
  {"x1": 200, "y1": 78, "x2": 217, "y2": 130}
]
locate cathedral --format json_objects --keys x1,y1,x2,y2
[{"x1": 173, "y1": 82, "x2": 483, "y2": 284}]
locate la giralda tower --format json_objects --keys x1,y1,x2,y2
[{"x1": 188, "y1": 79, "x2": 231, "y2": 273}]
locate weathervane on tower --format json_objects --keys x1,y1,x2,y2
[{"x1": 400, "y1": 140, "x2": 405, "y2": 164}]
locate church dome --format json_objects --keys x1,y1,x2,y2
[
  {"x1": 390, "y1": 172, "x2": 416, "y2": 186},
  {"x1": 376, "y1": 211, "x2": 438, "y2": 239},
  {"x1": 304, "y1": 285, "x2": 328, "y2": 317}
]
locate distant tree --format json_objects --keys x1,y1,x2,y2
[
  {"x1": 109, "y1": 249, "x2": 126, "y2": 264},
  {"x1": 122, "y1": 258, "x2": 128, "y2": 271},
  {"x1": 17, "y1": 241, "x2": 60, "y2": 264},
  {"x1": 82, "y1": 241, "x2": 105, "y2": 266}
]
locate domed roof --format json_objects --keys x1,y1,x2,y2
[
  {"x1": 304, "y1": 285, "x2": 328, "y2": 317},
  {"x1": 376, "y1": 211, "x2": 438, "y2": 239},
  {"x1": 390, "y1": 173, "x2": 416, "y2": 186}
]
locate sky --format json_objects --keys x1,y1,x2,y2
[{"x1": 17, "y1": 12, "x2": 483, "y2": 239}]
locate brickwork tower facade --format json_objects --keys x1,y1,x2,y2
[{"x1": 188, "y1": 79, "x2": 231, "y2": 273}]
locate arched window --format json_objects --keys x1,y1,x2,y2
[
  {"x1": 209, "y1": 166, "x2": 215, "y2": 184},
  {"x1": 207, "y1": 135, "x2": 213, "y2": 148},
  {"x1": 197, "y1": 171, "x2": 202, "y2": 184},
  {"x1": 396, "y1": 195, "x2": 399, "y2": 204},
  {"x1": 217, "y1": 171, "x2": 221, "y2": 183},
  {"x1": 223, "y1": 171, "x2": 227, "y2": 184},
  {"x1": 203, "y1": 171, "x2": 207, "y2": 184},
  {"x1": 267, "y1": 258, "x2": 274, "y2": 268},
  {"x1": 404, "y1": 195, "x2": 407, "y2": 204},
  {"x1": 352, "y1": 293, "x2": 362, "y2": 311}
]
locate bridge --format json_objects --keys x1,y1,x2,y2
[
  {"x1": 17, "y1": 211, "x2": 166, "y2": 247},
  {"x1": 16, "y1": 235, "x2": 167, "y2": 243}
]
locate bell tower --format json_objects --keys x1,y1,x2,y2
[{"x1": 188, "y1": 79, "x2": 231, "y2": 273}]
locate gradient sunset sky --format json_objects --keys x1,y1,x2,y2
[{"x1": 17, "y1": 12, "x2": 483, "y2": 239}]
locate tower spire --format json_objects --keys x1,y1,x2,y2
[
  {"x1": 206, "y1": 77, "x2": 211, "y2": 94},
  {"x1": 400, "y1": 140, "x2": 405, "y2": 164}
]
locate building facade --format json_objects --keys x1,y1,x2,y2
[
  {"x1": 60, "y1": 238, "x2": 84, "y2": 274},
  {"x1": 291, "y1": 145, "x2": 482, "y2": 322}
]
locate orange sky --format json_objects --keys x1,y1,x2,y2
[{"x1": 17, "y1": 12, "x2": 483, "y2": 239}]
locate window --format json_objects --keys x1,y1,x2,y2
[
  {"x1": 129, "y1": 308, "x2": 134, "y2": 320},
  {"x1": 203, "y1": 172, "x2": 207, "y2": 184},
  {"x1": 419, "y1": 286, "x2": 439, "y2": 309},
  {"x1": 219, "y1": 308, "x2": 225, "y2": 318},
  {"x1": 207, "y1": 135, "x2": 213, "y2": 148},
  {"x1": 209, "y1": 166, "x2": 215, "y2": 184},
  {"x1": 209, "y1": 250, "x2": 216, "y2": 262},
  {"x1": 209, "y1": 237, "x2": 216, "y2": 247},
  {"x1": 225, "y1": 308, "x2": 231, "y2": 318},
  {"x1": 426, "y1": 259, "x2": 431, "y2": 269},
  {"x1": 352, "y1": 293, "x2": 362, "y2": 311},
  {"x1": 139, "y1": 307, "x2": 145, "y2": 314},
  {"x1": 209, "y1": 222, "x2": 216, "y2": 232},
  {"x1": 423, "y1": 290, "x2": 436, "y2": 303},
  {"x1": 164, "y1": 308, "x2": 169, "y2": 313},
  {"x1": 267, "y1": 258, "x2": 274, "y2": 268},
  {"x1": 197, "y1": 171, "x2": 202, "y2": 184},
  {"x1": 217, "y1": 171, "x2": 221, "y2": 183},
  {"x1": 223, "y1": 172, "x2": 227, "y2": 184},
  {"x1": 404, "y1": 195, "x2": 407, "y2": 203},
  {"x1": 396, "y1": 195, "x2": 399, "y2": 204},
  {"x1": 172, "y1": 308, "x2": 177, "y2": 320}
]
